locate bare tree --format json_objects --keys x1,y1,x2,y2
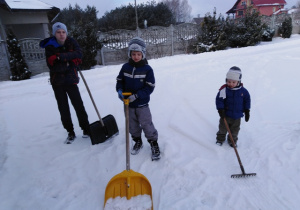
[{"x1": 161, "y1": 0, "x2": 192, "y2": 23}]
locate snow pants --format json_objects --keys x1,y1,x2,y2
[
  {"x1": 52, "y1": 84, "x2": 89, "y2": 133},
  {"x1": 128, "y1": 105, "x2": 158, "y2": 141},
  {"x1": 216, "y1": 117, "x2": 241, "y2": 143}
]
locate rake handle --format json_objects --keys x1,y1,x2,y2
[{"x1": 223, "y1": 118, "x2": 246, "y2": 175}]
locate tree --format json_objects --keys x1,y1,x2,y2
[
  {"x1": 56, "y1": 4, "x2": 102, "y2": 69},
  {"x1": 279, "y1": 16, "x2": 292, "y2": 38},
  {"x1": 226, "y1": 7, "x2": 263, "y2": 47},
  {"x1": 6, "y1": 30, "x2": 31, "y2": 80},
  {"x1": 160, "y1": 0, "x2": 192, "y2": 23},
  {"x1": 197, "y1": 11, "x2": 227, "y2": 53},
  {"x1": 98, "y1": 1, "x2": 174, "y2": 31}
]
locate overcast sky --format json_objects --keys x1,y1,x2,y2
[{"x1": 40, "y1": 0, "x2": 299, "y2": 18}]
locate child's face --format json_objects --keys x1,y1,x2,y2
[
  {"x1": 131, "y1": 51, "x2": 143, "y2": 62},
  {"x1": 226, "y1": 79, "x2": 238, "y2": 88},
  {"x1": 55, "y1": 29, "x2": 67, "y2": 45}
]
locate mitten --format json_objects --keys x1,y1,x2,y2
[
  {"x1": 244, "y1": 109, "x2": 250, "y2": 122},
  {"x1": 218, "y1": 109, "x2": 226, "y2": 118},
  {"x1": 117, "y1": 89, "x2": 123, "y2": 101},
  {"x1": 128, "y1": 94, "x2": 138, "y2": 102},
  {"x1": 48, "y1": 55, "x2": 57, "y2": 66}
]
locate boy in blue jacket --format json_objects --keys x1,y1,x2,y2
[
  {"x1": 116, "y1": 37, "x2": 160, "y2": 160},
  {"x1": 215, "y1": 66, "x2": 251, "y2": 147}
]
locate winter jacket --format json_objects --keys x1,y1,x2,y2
[
  {"x1": 116, "y1": 59, "x2": 155, "y2": 108},
  {"x1": 39, "y1": 37, "x2": 82, "y2": 85},
  {"x1": 216, "y1": 84, "x2": 251, "y2": 119}
]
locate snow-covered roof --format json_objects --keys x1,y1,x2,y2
[{"x1": 4, "y1": 0, "x2": 55, "y2": 10}]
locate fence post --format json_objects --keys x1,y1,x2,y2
[
  {"x1": 171, "y1": 24, "x2": 174, "y2": 56},
  {"x1": 101, "y1": 47, "x2": 105, "y2": 66}
]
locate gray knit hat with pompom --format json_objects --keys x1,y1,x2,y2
[{"x1": 128, "y1": 37, "x2": 146, "y2": 59}]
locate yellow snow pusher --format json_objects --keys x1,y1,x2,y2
[{"x1": 104, "y1": 93, "x2": 153, "y2": 209}]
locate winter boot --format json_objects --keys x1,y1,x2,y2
[
  {"x1": 148, "y1": 139, "x2": 161, "y2": 161},
  {"x1": 229, "y1": 140, "x2": 237, "y2": 148},
  {"x1": 131, "y1": 137, "x2": 143, "y2": 155},
  {"x1": 216, "y1": 140, "x2": 223, "y2": 146},
  {"x1": 82, "y1": 129, "x2": 90, "y2": 138},
  {"x1": 65, "y1": 131, "x2": 76, "y2": 144}
]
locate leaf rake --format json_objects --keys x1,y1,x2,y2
[{"x1": 224, "y1": 118, "x2": 256, "y2": 178}]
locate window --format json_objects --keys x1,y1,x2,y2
[
  {"x1": 241, "y1": 1, "x2": 246, "y2": 5},
  {"x1": 238, "y1": 11, "x2": 244, "y2": 16}
]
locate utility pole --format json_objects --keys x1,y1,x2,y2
[{"x1": 135, "y1": 0, "x2": 138, "y2": 30}]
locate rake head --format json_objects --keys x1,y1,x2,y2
[{"x1": 231, "y1": 173, "x2": 256, "y2": 178}]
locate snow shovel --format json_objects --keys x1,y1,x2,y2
[
  {"x1": 104, "y1": 92, "x2": 153, "y2": 209},
  {"x1": 78, "y1": 69, "x2": 119, "y2": 145},
  {"x1": 224, "y1": 118, "x2": 256, "y2": 178}
]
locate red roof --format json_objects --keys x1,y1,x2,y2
[
  {"x1": 227, "y1": 0, "x2": 286, "y2": 14},
  {"x1": 253, "y1": 0, "x2": 286, "y2": 4}
]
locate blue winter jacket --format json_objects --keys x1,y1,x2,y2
[
  {"x1": 116, "y1": 59, "x2": 155, "y2": 108},
  {"x1": 216, "y1": 84, "x2": 251, "y2": 119}
]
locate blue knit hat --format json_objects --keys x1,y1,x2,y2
[
  {"x1": 52, "y1": 22, "x2": 68, "y2": 36},
  {"x1": 128, "y1": 37, "x2": 146, "y2": 59}
]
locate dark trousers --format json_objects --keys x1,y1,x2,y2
[
  {"x1": 52, "y1": 84, "x2": 89, "y2": 133},
  {"x1": 216, "y1": 117, "x2": 241, "y2": 143}
]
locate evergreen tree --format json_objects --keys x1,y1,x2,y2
[
  {"x1": 6, "y1": 30, "x2": 31, "y2": 80},
  {"x1": 261, "y1": 26, "x2": 275, "y2": 41},
  {"x1": 227, "y1": 7, "x2": 263, "y2": 47},
  {"x1": 197, "y1": 11, "x2": 227, "y2": 53},
  {"x1": 98, "y1": 1, "x2": 174, "y2": 31},
  {"x1": 280, "y1": 16, "x2": 292, "y2": 38}
]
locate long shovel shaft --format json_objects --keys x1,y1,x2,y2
[
  {"x1": 125, "y1": 102, "x2": 130, "y2": 171},
  {"x1": 78, "y1": 70, "x2": 104, "y2": 126}
]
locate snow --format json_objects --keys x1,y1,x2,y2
[
  {"x1": 104, "y1": 195, "x2": 152, "y2": 210},
  {"x1": 5, "y1": 0, "x2": 55, "y2": 10},
  {"x1": 1, "y1": 35, "x2": 300, "y2": 210}
]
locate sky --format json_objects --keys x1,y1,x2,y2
[
  {"x1": 1, "y1": 34, "x2": 300, "y2": 209},
  {"x1": 40, "y1": 0, "x2": 300, "y2": 18}
]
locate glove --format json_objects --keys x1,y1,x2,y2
[
  {"x1": 117, "y1": 89, "x2": 123, "y2": 101},
  {"x1": 48, "y1": 55, "x2": 58, "y2": 66},
  {"x1": 128, "y1": 94, "x2": 138, "y2": 102},
  {"x1": 72, "y1": 58, "x2": 82, "y2": 66},
  {"x1": 218, "y1": 109, "x2": 226, "y2": 118},
  {"x1": 244, "y1": 109, "x2": 250, "y2": 122}
]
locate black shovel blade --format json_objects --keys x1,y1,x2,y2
[
  {"x1": 231, "y1": 173, "x2": 256, "y2": 178},
  {"x1": 90, "y1": 114, "x2": 119, "y2": 145}
]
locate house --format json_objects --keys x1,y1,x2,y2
[
  {"x1": 0, "y1": 0, "x2": 59, "y2": 80},
  {"x1": 226, "y1": 0, "x2": 287, "y2": 18},
  {"x1": 191, "y1": 15, "x2": 204, "y2": 25}
]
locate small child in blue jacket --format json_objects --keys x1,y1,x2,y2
[
  {"x1": 116, "y1": 37, "x2": 160, "y2": 160},
  {"x1": 215, "y1": 66, "x2": 251, "y2": 147}
]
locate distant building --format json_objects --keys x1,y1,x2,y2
[
  {"x1": 0, "y1": 0, "x2": 59, "y2": 80},
  {"x1": 192, "y1": 15, "x2": 204, "y2": 25},
  {"x1": 227, "y1": 0, "x2": 287, "y2": 18}
]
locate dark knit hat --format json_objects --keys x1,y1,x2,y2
[
  {"x1": 128, "y1": 37, "x2": 146, "y2": 59},
  {"x1": 226, "y1": 66, "x2": 242, "y2": 82},
  {"x1": 52, "y1": 22, "x2": 68, "y2": 36}
]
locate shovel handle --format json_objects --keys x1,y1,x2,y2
[
  {"x1": 122, "y1": 92, "x2": 132, "y2": 171},
  {"x1": 122, "y1": 92, "x2": 132, "y2": 105}
]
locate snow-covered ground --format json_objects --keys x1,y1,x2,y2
[{"x1": 1, "y1": 35, "x2": 300, "y2": 210}]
